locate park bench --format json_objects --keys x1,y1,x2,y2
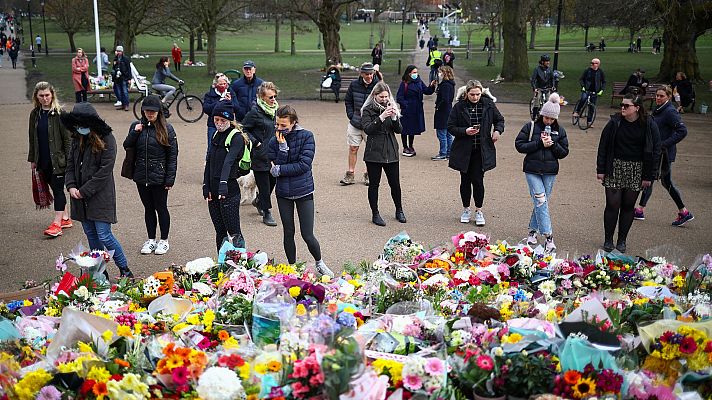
[
  {"x1": 319, "y1": 70, "x2": 360, "y2": 101},
  {"x1": 610, "y1": 82, "x2": 664, "y2": 107}
]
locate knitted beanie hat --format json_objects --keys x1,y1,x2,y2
[{"x1": 540, "y1": 93, "x2": 560, "y2": 119}]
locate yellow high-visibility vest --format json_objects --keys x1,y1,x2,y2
[{"x1": 428, "y1": 50, "x2": 442, "y2": 66}]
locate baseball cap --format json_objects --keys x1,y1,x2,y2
[{"x1": 243, "y1": 60, "x2": 256, "y2": 68}]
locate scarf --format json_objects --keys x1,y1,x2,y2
[
  {"x1": 257, "y1": 97, "x2": 278, "y2": 118},
  {"x1": 32, "y1": 167, "x2": 53, "y2": 210}
]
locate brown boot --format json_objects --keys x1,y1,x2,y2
[{"x1": 339, "y1": 171, "x2": 355, "y2": 185}]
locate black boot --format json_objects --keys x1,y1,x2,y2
[
  {"x1": 616, "y1": 239, "x2": 627, "y2": 253},
  {"x1": 602, "y1": 237, "x2": 614, "y2": 252},
  {"x1": 252, "y1": 197, "x2": 263, "y2": 216},
  {"x1": 262, "y1": 210, "x2": 277, "y2": 226},
  {"x1": 395, "y1": 209, "x2": 407, "y2": 223},
  {"x1": 119, "y1": 267, "x2": 134, "y2": 278},
  {"x1": 372, "y1": 212, "x2": 386, "y2": 226}
]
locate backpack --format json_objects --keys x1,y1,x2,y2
[{"x1": 213, "y1": 126, "x2": 253, "y2": 176}]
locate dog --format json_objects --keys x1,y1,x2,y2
[{"x1": 237, "y1": 170, "x2": 258, "y2": 205}]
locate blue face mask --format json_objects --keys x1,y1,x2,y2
[
  {"x1": 410, "y1": 73, "x2": 418, "y2": 80},
  {"x1": 76, "y1": 127, "x2": 91, "y2": 136}
]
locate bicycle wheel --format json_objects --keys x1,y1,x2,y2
[
  {"x1": 133, "y1": 94, "x2": 146, "y2": 120},
  {"x1": 578, "y1": 102, "x2": 591, "y2": 130},
  {"x1": 585, "y1": 103, "x2": 597, "y2": 130},
  {"x1": 176, "y1": 95, "x2": 204, "y2": 123},
  {"x1": 571, "y1": 101, "x2": 581, "y2": 126},
  {"x1": 530, "y1": 97, "x2": 538, "y2": 120}
]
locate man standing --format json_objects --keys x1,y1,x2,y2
[
  {"x1": 427, "y1": 45, "x2": 442, "y2": 83},
  {"x1": 35, "y1": 34, "x2": 41, "y2": 52},
  {"x1": 573, "y1": 58, "x2": 605, "y2": 126},
  {"x1": 231, "y1": 60, "x2": 264, "y2": 122},
  {"x1": 111, "y1": 45, "x2": 132, "y2": 111},
  {"x1": 636, "y1": 36, "x2": 642, "y2": 52},
  {"x1": 340, "y1": 62, "x2": 379, "y2": 186},
  {"x1": 171, "y1": 43, "x2": 182, "y2": 71}
]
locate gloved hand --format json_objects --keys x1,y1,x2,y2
[
  {"x1": 581, "y1": 87, "x2": 586, "y2": 92},
  {"x1": 218, "y1": 182, "x2": 228, "y2": 197},
  {"x1": 597, "y1": 90, "x2": 604, "y2": 96},
  {"x1": 179, "y1": 80, "x2": 184, "y2": 84},
  {"x1": 270, "y1": 164, "x2": 281, "y2": 177}
]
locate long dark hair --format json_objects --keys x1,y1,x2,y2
[
  {"x1": 79, "y1": 132, "x2": 106, "y2": 153},
  {"x1": 401, "y1": 65, "x2": 417, "y2": 82},
  {"x1": 142, "y1": 110, "x2": 170, "y2": 146},
  {"x1": 156, "y1": 56, "x2": 169, "y2": 70},
  {"x1": 618, "y1": 93, "x2": 648, "y2": 128}
]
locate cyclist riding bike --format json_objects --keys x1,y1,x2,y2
[
  {"x1": 573, "y1": 58, "x2": 606, "y2": 126},
  {"x1": 530, "y1": 54, "x2": 557, "y2": 117},
  {"x1": 152, "y1": 56, "x2": 184, "y2": 104}
]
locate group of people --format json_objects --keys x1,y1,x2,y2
[{"x1": 0, "y1": 31, "x2": 20, "y2": 69}]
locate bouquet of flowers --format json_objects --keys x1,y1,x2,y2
[
  {"x1": 401, "y1": 355, "x2": 447, "y2": 395},
  {"x1": 452, "y1": 231, "x2": 490, "y2": 263},
  {"x1": 382, "y1": 232, "x2": 426, "y2": 265},
  {"x1": 552, "y1": 364, "x2": 624, "y2": 399},
  {"x1": 643, "y1": 325, "x2": 712, "y2": 383},
  {"x1": 155, "y1": 343, "x2": 209, "y2": 393},
  {"x1": 67, "y1": 244, "x2": 114, "y2": 282},
  {"x1": 216, "y1": 294, "x2": 253, "y2": 327}
]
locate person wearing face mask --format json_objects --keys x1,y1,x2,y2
[
  {"x1": 242, "y1": 81, "x2": 280, "y2": 226},
  {"x1": 202, "y1": 73, "x2": 234, "y2": 158},
  {"x1": 360, "y1": 81, "x2": 405, "y2": 226},
  {"x1": 515, "y1": 93, "x2": 569, "y2": 252},
  {"x1": 123, "y1": 95, "x2": 178, "y2": 256},
  {"x1": 267, "y1": 105, "x2": 334, "y2": 278},
  {"x1": 28, "y1": 81, "x2": 73, "y2": 237},
  {"x1": 396, "y1": 65, "x2": 436, "y2": 157},
  {"x1": 61, "y1": 102, "x2": 134, "y2": 278},
  {"x1": 203, "y1": 101, "x2": 247, "y2": 252},
  {"x1": 448, "y1": 80, "x2": 505, "y2": 227},
  {"x1": 596, "y1": 94, "x2": 661, "y2": 253}
]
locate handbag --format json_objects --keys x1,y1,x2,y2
[
  {"x1": 120, "y1": 147, "x2": 135, "y2": 179},
  {"x1": 322, "y1": 77, "x2": 333, "y2": 88},
  {"x1": 81, "y1": 72, "x2": 90, "y2": 91}
]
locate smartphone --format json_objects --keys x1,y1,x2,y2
[{"x1": 472, "y1": 124, "x2": 480, "y2": 131}]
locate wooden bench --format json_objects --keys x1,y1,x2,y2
[
  {"x1": 610, "y1": 82, "x2": 664, "y2": 108},
  {"x1": 87, "y1": 87, "x2": 146, "y2": 101},
  {"x1": 319, "y1": 71, "x2": 360, "y2": 101}
]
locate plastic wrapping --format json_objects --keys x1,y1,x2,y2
[
  {"x1": 251, "y1": 281, "x2": 295, "y2": 347},
  {"x1": 147, "y1": 294, "x2": 193, "y2": 321},
  {"x1": 46, "y1": 308, "x2": 118, "y2": 363}
]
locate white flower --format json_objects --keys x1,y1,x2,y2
[
  {"x1": 539, "y1": 280, "x2": 556, "y2": 295},
  {"x1": 74, "y1": 286, "x2": 90, "y2": 300},
  {"x1": 192, "y1": 282, "x2": 214, "y2": 296},
  {"x1": 520, "y1": 256, "x2": 533, "y2": 267},
  {"x1": 196, "y1": 367, "x2": 245, "y2": 400},
  {"x1": 184, "y1": 257, "x2": 215, "y2": 275}
]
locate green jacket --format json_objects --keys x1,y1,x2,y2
[{"x1": 28, "y1": 107, "x2": 72, "y2": 174}]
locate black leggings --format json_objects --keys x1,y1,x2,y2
[
  {"x1": 277, "y1": 194, "x2": 321, "y2": 264},
  {"x1": 460, "y1": 147, "x2": 485, "y2": 208},
  {"x1": 136, "y1": 184, "x2": 170, "y2": 240},
  {"x1": 604, "y1": 188, "x2": 639, "y2": 242},
  {"x1": 75, "y1": 90, "x2": 87, "y2": 103},
  {"x1": 254, "y1": 170, "x2": 277, "y2": 211},
  {"x1": 207, "y1": 193, "x2": 243, "y2": 252},
  {"x1": 639, "y1": 152, "x2": 685, "y2": 210},
  {"x1": 40, "y1": 165, "x2": 67, "y2": 212},
  {"x1": 173, "y1": 61, "x2": 181, "y2": 71},
  {"x1": 401, "y1": 134, "x2": 414, "y2": 149},
  {"x1": 366, "y1": 161, "x2": 402, "y2": 213}
]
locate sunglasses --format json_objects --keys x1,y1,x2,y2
[
  {"x1": 591, "y1": 62, "x2": 599, "y2": 65},
  {"x1": 268, "y1": 95, "x2": 277, "y2": 100},
  {"x1": 620, "y1": 103, "x2": 635, "y2": 109}
]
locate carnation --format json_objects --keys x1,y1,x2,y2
[
  {"x1": 184, "y1": 257, "x2": 215, "y2": 275},
  {"x1": 196, "y1": 367, "x2": 246, "y2": 400}
]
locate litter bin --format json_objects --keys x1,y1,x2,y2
[{"x1": 700, "y1": 104, "x2": 708, "y2": 114}]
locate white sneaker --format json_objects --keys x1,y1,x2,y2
[
  {"x1": 154, "y1": 240, "x2": 169, "y2": 255},
  {"x1": 527, "y1": 231, "x2": 538, "y2": 246},
  {"x1": 460, "y1": 208, "x2": 472, "y2": 223},
  {"x1": 545, "y1": 236, "x2": 556, "y2": 253},
  {"x1": 113, "y1": 100, "x2": 122, "y2": 107},
  {"x1": 474, "y1": 210, "x2": 485, "y2": 226},
  {"x1": 315, "y1": 260, "x2": 334, "y2": 278},
  {"x1": 140, "y1": 239, "x2": 157, "y2": 254}
]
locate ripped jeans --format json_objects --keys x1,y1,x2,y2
[{"x1": 525, "y1": 173, "x2": 557, "y2": 236}]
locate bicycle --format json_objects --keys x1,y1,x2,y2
[
  {"x1": 529, "y1": 88, "x2": 554, "y2": 120},
  {"x1": 571, "y1": 91, "x2": 597, "y2": 131},
  {"x1": 133, "y1": 83, "x2": 204, "y2": 123}
]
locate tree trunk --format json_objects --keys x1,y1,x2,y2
[
  {"x1": 500, "y1": 0, "x2": 528, "y2": 81},
  {"x1": 628, "y1": 28, "x2": 635, "y2": 45},
  {"x1": 290, "y1": 17, "x2": 296, "y2": 56},
  {"x1": 67, "y1": 31, "x2": 77, "y2": 53},
  {"x1": 189, "y1": 29, "x2": 195, "y2": 63},
  {"x1": 369, "y1": 19, "x2": 374, "y2": 48},
  {"x1": 657, "y1": 2, "x2": 707, "y2": 82},
  {"x1": 528, "y1": 20, "x2": 536, "y2": 49},
  {"x1": 317, "y1": 13, "x2": 342, "y2": 66},
  {"x1": 274, "y1": 15, "x2": 280, "y2": 53},
  {"x1": 197, "y1": 30, "x2": 203, "y2": 51},
  {"x1": 207, "y1": 27, "x2": 217, "y2": 75},
  {"x1": 584, "y1": 26, "x2": 589, "y2": 47}
]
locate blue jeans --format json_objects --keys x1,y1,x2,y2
[
  {"x1": 115, "y1": 80, "x2": 129, "y2": 106},
  {"x1": 81, "y1": 220, "x2": 129, "y2": 269},
  {"x1": 436, "y1": 129, "x2": 453, "y2": 156},
  {"x1": 525, "y1": 173, "x2": 556, "y2": 236},
  {"x1": 575, "y1": 92, "x2": 597, "y2": 122},
  {"x1": 206, "y1": 126, "x2": 217, "y2": 160}
]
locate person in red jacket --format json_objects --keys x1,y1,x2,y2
[{"x1": 171, "y1": 43, "x2": 182, "y2": 72}]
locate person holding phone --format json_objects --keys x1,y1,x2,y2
[{"x1": 447, "y1": 80, "x2": 505, "y2": 227}]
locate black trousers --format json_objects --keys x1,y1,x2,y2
[
  {"x1": 40, "y1": 164, "x2": 66, "y2": 212},
  {"x1": 277, "y1": 194, "x2": 321, "y2": 264},
  {"x1": 639, "y1": 152, "x2": 685, "y2": 210},
  {"x1": 460, "y1": 146, "x2": 485, "y2": 208},
  {"x1": 174, "y1": 60, "x2": 181, "y2": 71},
  {"x1": 401, "y1": 134, "x2": 415, "y2": 149},
  {"x1": 75, "y1": 90, "x2": 87, "y2": 103},
  {"x1": 253, "y1": 170, "x2": 277, "y2": 211},
  {"x1": 604, "y1": 188, "x2": 639, "y2": 243},
  {"x1": 365, "y1": 161, "x2": 402, "y2": 214},
  {"x1": 136, "y1": 183, "x2": 170, "y2": 240},
  {"x1": 207, "y1": 193, "x2": 243, "y2": 251}
]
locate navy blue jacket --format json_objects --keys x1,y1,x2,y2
[
  {"x1": 434, "y1": 79, "x2": 455, "y2": 130},
  {"x1": 396, "y1": 77, "x2": 436, "y2": 135},
  {"x1": 231, "y1": 76, "x2": 264, "y2": 122},
  {"x1": 202, "y1": 89, "x2": 233, "y2": 129},
  {"x1": 651, "y1": 101, "x2": 687, "y2": 162},
  {"x1": 267, "y1": 126, "x2": 315, "y2": 199}
]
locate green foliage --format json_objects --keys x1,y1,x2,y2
[
  {"x1": 374, "y1": 282, "x2": 418, "y2": 314},
  {"x1": 502, "y1": 352, "x2": 556, "y2": 397},
  {"x1": 466, "y1": 284, "x2": 500, "y2": 304},
  {"x1": 321, "y1": 329, "x2": 362, "y2": 399},
  {"x1": 216, "y1": 294, "x2": 253, "y2": 326}
]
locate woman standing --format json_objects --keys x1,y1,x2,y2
[
  {"x1": 361, "y1": 81, "x2": 406, "y2": 226},
  {"x1": 203, "y1": 101, "x2": 247, "y2": 252},
  {"x1": 123, "y1": 95, "x2": 178, "y2": 255},
  {"x1": 371, "y1": 43, "x2": 383, "y2": 66},
  {"x1": 515, "y1": 93, "x2": 569, "y2": 252},
  {"x1": 671, "y1": 72, "x2": 695, "y2": 113},
  {"x1": 202, "y1": 73, "x2": 232, "y2": 158},
  {"x1": 448, "y1": 80, "x2": 505, "y2": 227},
  {"x1": 8, "y1": 42, "x2": 18, "y2": 69},
  {"x1": 596, "y1": 94, "x2": 661, "y2": 253},
  {"x1": 432, "y1": 65, "x2": 455, "y2": 160},
  {"x1": 635, "y1": 86, "x2": 693, "y2": 226},
  {"x1": 71, "y1": 48, "x2": 90, "y2": 103},
  {"x1": 152, "y1": 56, "x2": 183, "y2": 103},
  {"x1": 267, "y1": 105, "x2": 333, "y2": 277},
  {"x1": 27, "y1": 81, "x2": 73, "y2": 237},
  {"x1": 396, "y1": 65, "x2": 436, "y2": 157},
  {"x1": 61, "y1": 102, "x2": 133, "y2": 278}
]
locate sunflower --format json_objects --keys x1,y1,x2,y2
[
  {"x1": 564, "y1": 370, "x2": 582, "y2": 385},
  {"x1": 572, "y1": 377, "x2": 596, "y2": 399}
]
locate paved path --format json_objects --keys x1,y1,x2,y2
[{"x1": 0, "y1": 25, "x2": 29, "y2": 105}]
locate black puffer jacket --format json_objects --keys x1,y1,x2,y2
[
  {"x1": 241, "y1": 104, "x2": 274, "y2": 172},
  {"x1": 514, "y1": 120, "x2": 569, "y2": 175},
  {"x1": 362, "y1": 103, "x2": 402, "y2": 164},
  {"x1": 345, "y1": 76, "x2": 380, "y2": 130},
  {"x1": 447, "y1": 97, "x2": 505, "y2": 173},
  {"x1": 123, "y1": 120, "x2": 178, "y2": 186}
]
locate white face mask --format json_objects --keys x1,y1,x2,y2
[
  {"x1": 215, "y1": 121, "x2": 231, "y2": 132},
  {"x1": 76, "y1": 127, "x2": 91, "y2": 136}
]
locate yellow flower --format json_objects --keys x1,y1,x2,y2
[
  {"x1": 267, "y1": 360, "x2": 282, "y2": 372},
  {"x1": 254, "y1": 363, "x2": 268, "y2": 375},
  {"x1": 116, "y1": 325, "x2": 133, "y2": 338},
  {"x1": 77, "y1": 341, "x2": 94, "y2": 354},
  {"x1": 203, "y1": 309, "x2": 215, "y2": 326},
  {"x1": 321, "y1": 275, "x2": 331, "y2": 283},
  {"x1": 164, "y1": 354, "x2": 184, "y2": 370},
  {"x1": 238, "y1": 362, "x2": 251, "y2": 380},
  {"x1": 673, "y1": 275, "x2": 684, "y2": 288},
  {"x1": 289, "y1": 286, "x2": 301, "y2": 297},
  {"x1": 13, "y1": 369, "x2": 52, "y2": 400},
  {"x1": 45, "y1": 306, "x2": 60, "y2": 317},
  {"x1": 134, "y1": 322, "x2": 143, "y2": 335},
  {"x1": 372, "y1": 359, "x2": 403, "y2": 384},
  {"x1": 186, "y1": 314, "x2": 201, "y2": 325},
  {"x1": 223, "y1": 336, "x2": 240, "y2": 350},
  {"x1": 502, "y1": 333, "x2": 523, "y2": 344},
  {"x1": 172, "y1": 322, "x2": 189, "y2": 333},
  {"x1": 572, "y1": 377, "x2": 596, "y2": 399},
  {"x1": 633, "y1": 297, "x2": 651, "y2": 305},
  {"x1": 23, "y1": 299, "x2": 32, "y2": 306},
  {"x1": 87, "y1": 366, "x2": 111, "y2": 382},
  {"x1": 296, "y1": 304, "x2": 307, "y2": 317},
  {"x1": 101, "y1": 330, "x2": 113, "y2": 342}
]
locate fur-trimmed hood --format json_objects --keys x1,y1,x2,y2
[{"x1": 60, "y1": 102, "x2": 112, "y2": 136}]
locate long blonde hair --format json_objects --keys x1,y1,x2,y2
[{"x1": 32, "y1": 81, "x2": 63, "y2": 114}]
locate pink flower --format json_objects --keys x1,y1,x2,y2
[
  {"x1": 424, "y1": 358, "x2": 445, "y2": 376},
  {"x1": 37, "y1": 386, "x2": 62, "y2": 400},
  {"x1": 309, "y1": 372, "x2": 325, "y2": 386},
  {"x1": 476, "y1": 355, "x2": 494, "y2": 371},
  {"x1": 171, "y1": 366, "x2": 189, "y2": 386},
  {"x1": 291, "y1": 360, "x2": 309, "y2": 378},
  {"x1": 291, "y1": 381, "x2": 310, "y2": 398},
  {"x1": 403, "y1": 374, "x2": 423, "y2": 391}
]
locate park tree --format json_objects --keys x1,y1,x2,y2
[
  {"x1": 526, "y1": 0, "x2": 555, "y2": 49},
  {"x1": 44, "y1": 0, "x2": 92, "y2": 52},
  {"x1": 290, "y1": 0, "x2": 359, "y2": 66},
  {"x1": 500, "y1": 0, "x2": 528, "y2": 81},
  {"x1": 101, "y1": 0, "x2": 169, "y2": 55},
  {"x1": 570, "y1": 0, "x2": 603, "y2": 47}
]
